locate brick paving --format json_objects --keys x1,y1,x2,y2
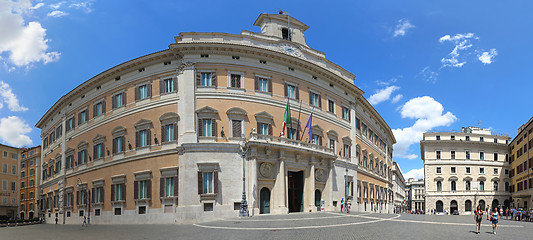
[{"x1": 1, "y1": 212, "x2": 532, "y2": 240}]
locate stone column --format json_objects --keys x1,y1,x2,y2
[
  {"x1": 323, "y1": 161, "x2": 334, "y2": 211},
  {"x1": 177, "y1": 62, "x2": 197, "y2": 144},
  {"x1": 272, "y1": 156, "x2": 287, "y2": 214},
  {"x1": 248, "y1": 155, "x2": 258, "y2": 216},
  {"x1": 305, "y1": 158, "x2": 316, "y2": 212}
]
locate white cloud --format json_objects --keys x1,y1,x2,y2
[
  {"x1": 392, "y1": 96, "x2": 457, "y2": 159},
  {"x1": 47, "y1": 10, "x2": 68, "y2": 18},
  {"x1": 478, "y1": 48, "x2": 498, "y2": 64},
  {"x1": 376, "y1": 78, "x2": 397, "y2": 86},
  {"x1": 439, "y1": 33, "x2": 478, "y2": 68},
  {"x1": 0, "y1": 81, "x2": 27, "y2": 111},
  {"x1": 0, "y1": 0, "x2": 61, "y2": 67},
  {"x1": 418, "y1": 66, "x2": 439, "y2": 83},
  {"x1": 368, "y1": 86, "x2": 400, "y2": 105},
  {"x1": 403, "y1": 168, "x2": 424, "y2": 180},
  {"x1": 391, "y1": 94, "x2": 403, "y2": 103},
  {"x1": 69, "y1": 1, "x2": 93, "y2": 13},
  {"x1": 393, "y1": 19, "x2": 415, "y2": 38},
  {"x1": 0, "y1": 116, "x2": 32, "y2": 147},
  {"x1": 49, "y1": 1, "x2": 66, "y2": 9}
]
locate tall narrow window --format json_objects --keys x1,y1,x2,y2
[
  {"x1": 163, "y1": 78, "x2": 174, "y2": 93},
  {"x1": 328, "y1": 99, "x2": 335, "y2": 113},
  {"x1": 436, "y1": 151, "x2": 441, "y2": 159},
  {"x1": 230, "y1": 74, "x2": 241, "y2": 88},
  {"x1": 480, "y1": 152, "x2": 484, "y2": 160},
  {"x1": 256, "y1": 77, "x2": 269, "y2": 92},
  {"x1": 139, "y1": 85, "x2": 148, "y2": 99},
  {"x1": 231, "y1": 120, "x2": 242, "y2": 138},
  {"x1": 93, "y1": 100, "x2": 105, "y2": 117},
  {"x1": 451, "y1": 151, "x2": 455, "y2": 159},
  {"x1": 138, "y1": 130, "x2": 148, "y2": 147},
  {"x1": 342, "y1": 107, "x2": 350, "y2": 121},
  {"x1": 165, "y1": 177, "x2": 174, "y2": 197},
  {"x1": 451, "y1": 181, "x2": 456, "y2": 191},
  {"x1": 259, "y1": 123, "x2": 269, "y2": 135},
  {"x1": 287, "y1": 84, "x2": 296, "y2": 99},
  {"x1": 493, "y1": 153, "x2": 498, "y2": 161},
  {"x1": 201, "y1": 73, "x2": 212, "y2": 86},
  {"x1": 479, "y1": 181, "x2": 485, "y2": 191},
  {"x1": 66, "y1": 116, "x2": 75, "y2": 132},
  {"x1": 466, "y1": 151, "x2": 471, "y2": 160},
  {"x1": 202, "y1": 172, "x2": 213, "y2": 194},
  {"x1": 202, "y1": 119, "x2": 212, "y2": 137},
  {"x1": 282, "y1": 28, "x2": 291, "y2": 40},
  {"x1": 113, "y1": 136, "x2": 124, "y2": 153}
]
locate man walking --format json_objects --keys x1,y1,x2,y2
[{"x1": 82, "y1": 216, "x2": 88, "y2": 227}]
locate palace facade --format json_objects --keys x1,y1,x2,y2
[
  {"x1": 509, "y1": 117, "x2": 533, "y2": 209},
  {"x1": 422, "y1": 127, "x2": 511, "y2": 214},
  {"x1": 19, "y1": 146, "x2": 41, "y2": 220},
  {"x1": 36, "y1": 13, "x2": 395, "y2": 224},
  {"x1": 0, "y1": 144, "x2": 22, "y2": 219}
]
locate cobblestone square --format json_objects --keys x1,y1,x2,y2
[{"x1": 2, "y1": 212, "x2": 532, "y2": 240}]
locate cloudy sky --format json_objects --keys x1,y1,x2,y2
[{"x1": 1, "y1": 0, "x2": 532, "y2": 180}]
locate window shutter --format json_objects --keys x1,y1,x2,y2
[
  {"x1": 112, "y1": 94, "x2": 116, "y2": 109},
  {"x1": 230, "y1": 74, "x2": 235, "y2": 88},
  {"x1": 268, "y1": 124, "x2": 273, "y2": 136},
  {"x1": 160, "y1": 79, "x2": 164, "y2": 94},
  {"x1": 211, "y1": 71, "x2": 217, "y2": 87},
  {"x1": 197, "y1": 172, "x2": 203, "y2": 194},
  {"x1": 101, "y1": 187, "x2": 104, "y2": 203},
  {"x1": 160, "y1": 178, "x2": 165, "y2": 198},
  {"x1": 121, "y1": 136, "x2": 125, "y2": 152},
  {"x1": 76, "y1": 191, "x2": 79, "y2": 205},
  {"x1": 351, "y1": 183, "x2": 354, "y2": 197},
  {"x1": 147, "y1": 180, "x2": 152, "y2": 199},
  {"x1": 173, "y1": 123, "x2": 178, "y2": 141},
  {"x1": 136, "y1": 131, "x2": 140, "y2": 148},
  {"x1": 284, "y1": 83, "x2": 288, "y2": 97},
  {"x1": 112, "y1": 138, "x2": 116, "y2": 154},
  {"x1": 196, "y1": 71, "x2": 201, "y2": 86},
  {"x1": 198, "y1": 118, "x2": 203, "y2": 137},
  {"x1": 84, "y1": 150, "x2": 88, "y2": 163},
  {"x1": 232, "y1": 120, "x2": 241, "y2": 138},
  {"x1": 172, "y1": 77, "x2": 178, "y2": 92},
  {"x1": 77, "y1": 151, "x2": 81, "y2": 165},
  {"x1": 147, "y1": 129, "x2": 152, "y2": 146},
  {"x1": 123, "y1": 92, "x2": 127, "y2": 106},
  {"x1": 161, "y1": 125, "x2": 166, "y2": 143},
  {"x1": 309, "y1": 91, "x2": 312, "y2": 105},
  {"x1": 174, "y1": 170, "x2": 179, "y2": 198},
  {"x1": 147, "y1": 83, "x2": 152, "y2": 98},
  {"x1": 212, "y1": 119, "x2": 217, "y2": 137},
  {"x1": 91, "y1": 188, "x2": 95, "y2": 203},
  {"x1": 135, "y1": 86, "x2": 139, "y2": 101},
  {"x1": 121, "y1": 183, "x2": 126, "y2": 201},
  {"x1": 78, "y1": 112, "x2": 82, "y2": 125},
  {"x1": 214, "y1": 171, "x2": 219, "y2": 194},
  {"x1": 102, "y1": 99, "x2": 106, "y2": 114},
  {"x1": 295, "y1": 85, "x2": 299, "y2": 100},
  {"x1": 111, "y1": 184, "x2": 115, "y2": 201},
  {"x1": 268, "y1": 78, "x2": 272, "y2": 93},
  {"x1": 256, "y1": 122, "x2": 260, "y2": 134},
  {"x1": 93, "y1": 145, "x2": 97, "y2": 159},
  {"x1": 254, "y1": 76, "x2": 259, "y2": 91},
  {"x1": 318, "y1": 95, "x2": 322, "y2": 108},
  {"x1": 93, "y1": 104, "x2": 97, "y2": 118}
]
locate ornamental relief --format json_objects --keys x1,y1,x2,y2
[
  {"x1": 315, "y1": 168, "x2": 327, "y2": 182},
  {"x1": 259, "y1": 162, "x2": 274, "y2": 178}
]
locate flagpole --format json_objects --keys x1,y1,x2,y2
[
  {"x1": 302, "y1": 106, "x2": 314, "y2": 142},
  {"x1": 296, "y1": 100, "x2": 302, "y2": 141}
]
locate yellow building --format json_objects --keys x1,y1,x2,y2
[
  {"x1": 509, "y1": 117, "x2": 533, "y2": 209},
  {"x1": 0, "y1": 144, "x2": 22, "y2": 219},
  {"x1": 36, "y1": 12, "x2": 395, "y2": 224},
  {"x1": 19, "y1": 146, "x2": 41, "y2": 220}
]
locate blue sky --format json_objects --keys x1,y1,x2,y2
[{"x1": 1, "y1": 0, "x2": 532, "y2": 179}]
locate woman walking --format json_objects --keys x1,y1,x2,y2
[
  {"x1": 474, "y1": 205, "x2": 483, "y2": 234},
  {"x1": 491, "y1": 207, "x2": 499, "y2": 234}
]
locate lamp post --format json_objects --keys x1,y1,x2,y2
[
  {"x1": 239, "y1": 135, "x2": 249, "y2": 217},
  {"x1": 76, "y1": 178, "x2": 90, "y2": 225},
  {"x1": 345, "y1": 158, "x2": 349, "y2": 213}
]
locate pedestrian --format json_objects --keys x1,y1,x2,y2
[
  {"x1": 347, "y1": 200, "x2": 351, "y2": 213},
  {"x1": 474, "y1": 205, "x2": 483, "y2": 234},
  {"x1": 82, "y1": 216, "x2": 87, "y2": 227},
  {"x1": 55, "y1": 216, "x2": 58, "y2": 224},
  {"x1": 486, "y1": 205, "x2": 490, "y2": 220},
  {"x1": 340, "y1": 198, "x2": 344, "y2": 213},
  {"x1": 491, "y1": 207, "x2": 499, "y2": 235},
  {"x1": 505, "y1": 208, "x2": 509, "y2": 220}
]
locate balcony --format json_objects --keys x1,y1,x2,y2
[{"x1": 247, "y1": 133, "x2": 336, "y2": 158}]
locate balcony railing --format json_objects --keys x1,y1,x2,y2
[{"x1": 249, "y1": 133, "x2": 335, "y2": 155}]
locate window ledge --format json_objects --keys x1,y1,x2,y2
[
  {"x1": 76, "y1": 204, "x2": 87, "y2": 208},
  {"x1": 198, "y1": 137, "x2": 216, "y2": 143},
  {"x1": 160, "y1": 196, "x2": 178, "y2": 201},
  {"x1": 111, "y1": 200, "x2": 125, "y2": 205},
  {"x1": 254, "y1": 91, "x2": 272, "y2": 96},
  {"x1": 135, "y1": 198, "x2": 151, "y2": 204},
  {"x1": 199, "y1": 193, "x2": 216, "y2": 201},
  {"x1": 93, "y1": 202, "x2": 104, "y2": 207}
]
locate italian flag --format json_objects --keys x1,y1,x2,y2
[{"x1": 280, "y1": 99, "x2": 291, "y2": 137}]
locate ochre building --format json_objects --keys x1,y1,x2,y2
[
  {"x1": 509, "y1": 117, "x2": 533, "y2": 209},
  {"x1": 36, "y1": 13, "x2": 395, "y2": 224},
  {"x1": 0, "y1": 144, "x2": 22, "y2": 219},
  {"x1": 19, "y1": 146, "x2": 41, "y2": 220}
]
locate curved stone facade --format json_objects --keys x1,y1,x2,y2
[{"x1": 36, "y1": 13, "x2": 395, "y2": 224}]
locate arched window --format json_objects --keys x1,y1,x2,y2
[
  {"x1": 436, "y1": 200, "x2": 443, "y2": 212},
  {"x1": 465, "y1": 200, "x2": 472, "y2": 212},
  {"x1": 505, "y1": 182, "x2": 509, "y2": 192},
  {"x1": 437, "y1": 181, "x2": 442, "y2": 192},
  {"x1": 451, "y1": 181, "x2": 457, "y2": 191}
]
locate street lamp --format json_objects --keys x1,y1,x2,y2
[
  {"x1": 239, "y1": 135, "x2": 249, "y2": 217},
  {"x1": 76, "y1": 178, "x2": 90, "y2": 225}
]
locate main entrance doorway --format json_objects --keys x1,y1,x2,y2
[
  {"x1": 288, "y1": 171, "x2": 304, "y2": 212},
  {"x1": 450, "y1": 200, "x2": 458, "y2": 213},
  {"x1": 260, "y1": 187, "x2": 270, "y2": 214}
]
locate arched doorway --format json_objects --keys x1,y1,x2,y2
[
  {"x1": 29, "y1": 212, "x2": 34, "y2": 219},
  {"x1": 479, "y1": 200, "x2": 486, "y2": 211},
  {"x1": 465, "y1": 200, "x2": 472, "y2": 212},
  {"x1": 315, "y1": 189, "x2": 321, "y2": 211},
  {"x1": 492, "y1": 199, "x2": 499, "y2": 210},
  {"x1": 436, "y1": 200, "x2": 443, "y2": 213},
  {"x1": 450, "y1": 200, "x2": 458, "y2": 213},
  {"x1": 259, "y1": 187, "x2": 270, "y2": 214},
  {"x1": 504, "y1": 199, "x2": 510, "y2": 209},
  {"x1": 20, "y1": 212, "x2": 24, "y2": 220}
]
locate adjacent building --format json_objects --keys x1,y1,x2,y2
[
  {"x1": 392, "y1": 162, "x2": 406, "y2": 213},
  {"x1": 406, "y1": 178, "x2": 424, "y2": 212},
  {"x1": 509, "y1": 117, "x2": 533, "y2": 209},
  {"x1": 421, "y1": 127, "x2": 511, "y2": 214},
  {"x1": 0, "y1": 144, "x2": 22, "y2": 219},
  {"x1": 36, "y1": 12, "x2": 395, "y2": 224},
  {"x1": 19, "y1": 146, "x2": 41, "y2": 220}
]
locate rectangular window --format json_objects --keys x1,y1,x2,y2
[
  {"x1": 494, "y1": 138, "x2": 498, "y2": 143},
  {"x1": 259, "y1": 123, "x2": 269, "y2": 135},
  {"x1": 466, "y1": 167, "x2": 471, "y2": 174},
  {"x1": 138, "y1": 85, "x2": 148, "y2": 100},
  {"x1": 310, "y1": 92, "x2": 320, "y2": 108},
  {"x1": 165, "y1": 178, "x2": 174, "y2": 197},
  {"x1": 288, "y1": 128, "x2": 297, "y2": 140},
  {"x1": 287, "y1": 84, "x2": 296, "y2": 99},
  {"x1": 436, "y1": 151, "x2": 441, "y2": 159},
  {"x1": 257, "y1": 77, "x2": 268, "y2": 92},
  {"x1": 231, "y1": 120, "x2": 242, "y2": 138},
  {"x1": 12, "y1": 165, "x2": 16, "y2": 174},
  {"x1": 436, "y1": 135, "x2": 440, "y2": 140},
  {"x1": 94, "y1": 143, "x2": 104, "y2": 159},
  {"x1": 451, "y1": 135, "x2": 455, "y2": 140},
  {"x1": 164, "y1": 125, "x2": 175, "y2": 142},
  {"x1": 328, "y1": 99, "x2": 335, "y2": 113},
  {"x1": 113, "y1": 93, "x2": 124, "y2": 108},
  {"x1": 49, "y1": 132, "x2": 55, "y2": 144},
  {"x1": 201, "y1": 73, "x2": 212, "y2": 86},
  {"x1": 230, "y1": 74, "x2": 241, "y2": 88},
  {"x1": 451, "y1": 151, "x2": 455, "y2": 159},
  {"x1": 480, "y1": 168, "x2": 485, "y2": 174},
  {"x1": 480, "y1": 137, "x2": 484, "y2": 142},
  {"x1": 466, "y1": 151, "x2": 470, "y2": 160},
  {"x1": 202, "y1": 119, "x2": 212, "y2": 137},
  {"x1": 2, "y1": 180, "x2": 6, "y2": 190},
  {"x1": 202, "y1": 172, "x2": 213, "y2": 194},
  {"x1": 344, "y1": 144, "x2": 351, "y2": 159},
  {"x1": 56, "y1": 125, "x2": 62, "y2": 139},
  {"x1": 65, "y1": 155, "x2": 73, "y2": 169},
  {"x1": 329, "y1": 139, "x2": 335, "y2": 151},
  {"x1": 436, "y1": 167, "x2": 441, "y2": 173},
  {"x1": 95, "y1": 187, "x2": 103, "y2": 203},
  {"x1": 494, "y1": 168, "x2": 498, "y2": 174},
  {"x1": 11, "y1": 182, "x2": 15, "y2": 191},
  {"x1": 94, "y1": 101, "x2": 105, "y2": 117},
  {"x1": 451, "y1": 167, "x2": 456, "y2": 174},
  {"x1": 342, "y1": 107, "x2": 350, "y2": 121},
  {"x1": 78, "y1": 150, "x2": 87, "y2": 165},
  {"x1": 2, "y1": 164, "x2": 6, "y2": 173},
  {"x1": 139, "y1": 180, "x2": 148, "y2": 199},
  {"x1": 113, "y1": 136, "x2": 124, "y2": 153},
  {"x1": 163, "y1": 78, "x2": 175, "y2": 93},
  {"x1": 282, "y1": 27, "x2": 291, "y2": 40},
  {"x1": 493, "y1": 153, "x2": 498, "y2": 161},
  {"x1": 138, "y1": 130, "x2": 148, "y2": 147},
  {"x1": 138, "y1": 206, "x2": 146, "y2": 214},
  {"x1": 66, "y1": 117, "x2": 75, "y2": 132},
  {"x1": 480, "y1": 152, "x2": 484, "y2": 160},
  {"x1": 114, "y1": 208, "x2": 121, "y2": 215},
  {"x1": 116, "y1": 184, "x2": 123, "y2": 201},
  {"x1": 2, "y1": 151, "x2": 6, "y2": 158},
  {"x1": 465, "y1": 136, "x2": 470, "y2": 141},
  {"x1": 78, "y1": 110, "x2": 88, "y2": 125}
]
